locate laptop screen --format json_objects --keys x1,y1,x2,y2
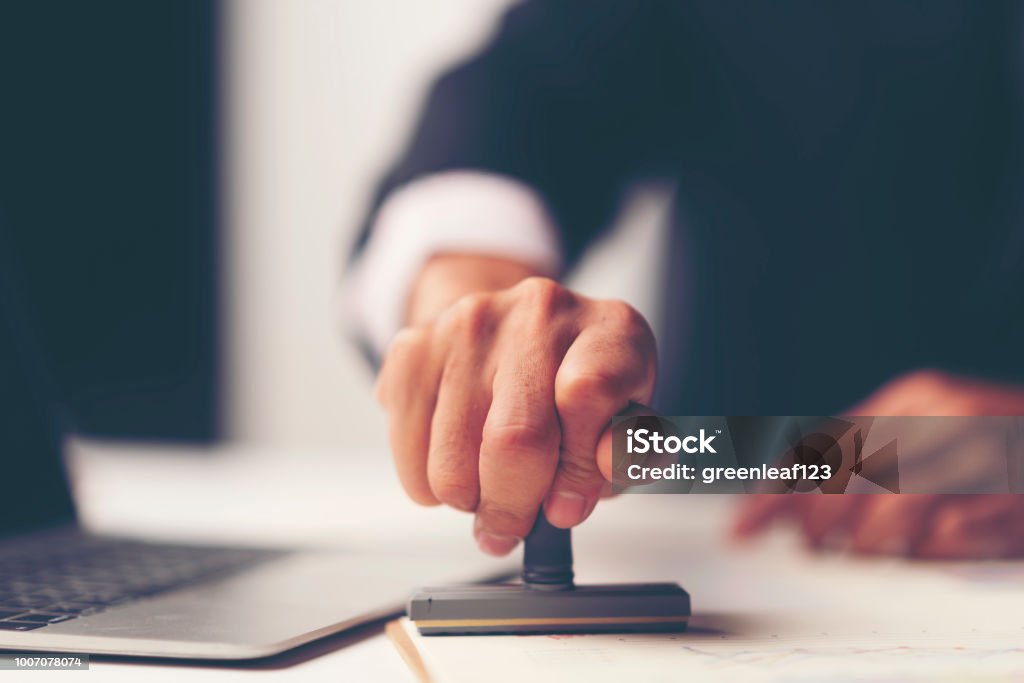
[{"x1": 0, "y1": 231, "x2": 76, "y2": 537}]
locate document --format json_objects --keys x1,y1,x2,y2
[{"x1": 389, "y1": 497, "x2": 1024, "y2": 682}]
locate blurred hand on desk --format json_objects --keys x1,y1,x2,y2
[{"x1": 734, "y1": 370, "x2": 1024, "y2": 559}]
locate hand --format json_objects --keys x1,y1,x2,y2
[
  {"x1": 734, "y1": 494, "x2": 1024, "y2": 558},
  {"x1": 733, "y1": 370, "x2": 1024, "y2": 558},
  {"x1": 844, "y1": 369, "x2": 1024, "y2": 418},
  {"x1": 376, "y1": 272, "x2": 657, "y2": 556}
]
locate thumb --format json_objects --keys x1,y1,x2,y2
[{"x1": 596, "y1": 402, "x2": 663, "y2": 482}]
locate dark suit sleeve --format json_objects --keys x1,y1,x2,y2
[{"x1": 351, "y1": 0, "x2": 689, "y2": 268}]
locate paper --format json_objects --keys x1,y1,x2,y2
[
  {"x1": 398, "y1": 611, "x2": 1024, "y2": 683},
  {"x1": 392, "y1": 496, "x2": 1024, "y2": 682}
]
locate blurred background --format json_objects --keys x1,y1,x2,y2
[{"x1": 0, "y1": 0, "x2": 667, "y2": 455}]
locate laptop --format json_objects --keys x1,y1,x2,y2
[{"x1": 0, "y1": 244, "x2": 507, "y2": 660}]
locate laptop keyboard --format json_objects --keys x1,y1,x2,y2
[{"x1": 0, "y1": 533, "x2": 282, "y2": 632}]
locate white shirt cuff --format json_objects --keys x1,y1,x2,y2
[{"x1": 346, "y1": 171, "x2": 563, "y2": 357}]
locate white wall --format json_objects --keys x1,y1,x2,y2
[{"x1": 223, "y1": 0, "x2": 669, "y2": 451}]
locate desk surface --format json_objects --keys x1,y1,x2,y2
[{"x1": 13, "y1": 440, "x2": 1021, "y2": 681}]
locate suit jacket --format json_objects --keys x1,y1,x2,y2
[{"x1": 357, "y1": 0, "x2": 1024, "y2": 414}]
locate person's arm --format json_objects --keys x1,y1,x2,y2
[
  {"x1": 348, "y1": 1, "x2": 685, "y2": 358},
  {"x1": 350, "y1": 1, "x2": 684, "y2": 554}
]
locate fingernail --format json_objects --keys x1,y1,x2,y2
[
  {"x1": 545, "y1": 491, "x2": 587, "y2": 528},
  {"x1": 475, "y1": 531, "x2": 519, "y2": 556}
]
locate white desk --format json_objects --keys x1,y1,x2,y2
[
  {"x1": 56, "y1": 441, "x2": 723, "y2": 682},
  {"x1": 62, "y1": 440, "x2": 457, "y2": 682},
  {"x1": 14, "y1": 440, "x2": 1024, "y2": 681},
  {"x1": 54, "y1": 440, "x2": 739, "y2": 682}
]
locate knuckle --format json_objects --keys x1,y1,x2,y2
[
  {"x1": 453, "y1": 290, "x2": 492, "y2": 315},
  {"x1": 557, "y1": 367, "x2": 631, "y2": 404},
  {"x1": 384, "y1": 326, "x2": 428, "y2": 363},
  {"x1": 377, "y1": 328, "x2": 429, "y2": 405},
  {"x1": 514, "y1": 277, "x2": 572, "y2": 315},
  {"x1": 557, "y1": 452, "x2": 600, "y2": 489},
  {"x1": 902, "y1": 369, "x2": 951, "y2": 393},
  {"x1": 593, "y1": 300, "x2": 657, "y2": 362},
  {"x1": 445, "y1": 293, "x2": 495, "y2": 342},
  {"x1": 598, "y1": 299, "x2": 648, "y2": 334},
  {"x1": 482, "y1": 420, "x2": 558, "y2": 457},
  {"x1": 945, "y1": 398, "x2": 978, "y2": 416}
]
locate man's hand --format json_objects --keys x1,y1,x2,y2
[
  {"x1": 733, "y1": 370, "x2": 1024, "y2": 558},
  {"x1": 375, "y1": 255, "x2": 657, "y2": 556},
  {"x1": 734, "y1": 494, "x2": 1024, "y2": 559},
  {"x1": 843, "y1": 370, "x2": 1024, "y2": 418}
]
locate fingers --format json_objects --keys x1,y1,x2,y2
[
  {"x1": 847, "y1": 495, "x2": 940, "y2": 555},
  {"x1": 734, "y1": 495, "x2": 945, "y2": 555},
  {"x1": 844, "y1": 370, "x2": 947, "y2": 416},
  {"x1": 423, "y1": 294, "x2": 500, "y2": 512},
  {"x1": 378, "y1": 278, "x2": 660, "y2": 555},
  {"x1": 475, "y1": 286, "x2": 573, "y2": 553},
  {"x1": 914, "y1": 495, "x2": 1024, "y2": 559},
  {"x1": 376, "y1": 327, "x2": 441, "y2": 506},
  {"x1": 733, "y1": 496, "x2": 868, "y2": 549},
  {"x1": 475, "y1": 356, "x2": 562, "y2": 554},
  {"x1": 800, "y1": 496, "x2": 868, "y2": 550},
  {"x1": 427, "y1": 341, "x2": 493, "y2": 513},
  {"x1": 547, "y1": 303, "x2": 656, "y2": 528},
  {"x1": 733, "y1": 494, "x2": 1024, "y2": 560},
  {"x1": 731, "y1": 495, "x2": 805, "y2": 539},
  {"x1": 843, "y1": 369, "x2": 1024, "y2": 417}
]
